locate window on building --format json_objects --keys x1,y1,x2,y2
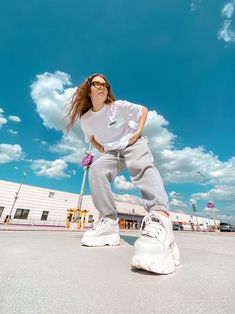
[
  {"x1": 88, "y1": 215, "x2": 94, "y2": 223},
  {"x1": 14, "y1": 208, "x2": 30, "y2": 219},
  {"x1": 41, "y1": 211, "x2": 49, "y2": 221},
  {"x1": 48, "y1": 192, "x2": 55, "y2": 198},
  {"x1": 0, "y1": 206, "x2": 4, "y2": 217}
]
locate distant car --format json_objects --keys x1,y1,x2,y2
[
  {"x1": 219, "y1": 222, "x2": 234, "y2": 232},
  {"x1": 173, "y1": 223, "x2": 184, "y2": 231},
  {"x1": 228, "y1": 224, "x2": 235, "y2": 232}
]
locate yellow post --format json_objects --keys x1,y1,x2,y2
[
  {"x1": 65, "y1": 209, "x2": 72, "y2": 229},
  {"x1": 82, "y1": 210, "x2": 87, "y2": 229},
  {"x1": 65, "y1": 208, "x2": 89, "y2": 230},
  {"x1": 72, "y1": 209, "x2": 77, "y2": 222},
  {"x1": 78, "y1": 210, "x2": 82, "y2": 229},
  {"x1": 65, "y1": 218, "x2": 69, "y2": 229}
]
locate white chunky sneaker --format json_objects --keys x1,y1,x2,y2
[
  {"x1": 81, "y1": 217, "x2": 120, "y2": 247},
  {"x1": 131, "y1": 211, "x2": 180, "y2": 274}
]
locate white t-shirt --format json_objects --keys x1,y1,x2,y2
[{"x1": 80, "y1": 100, "x2": 144, "y2": 151}]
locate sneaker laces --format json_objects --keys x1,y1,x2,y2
[
  {"x1": 92, "y1": 217, "x2": 108, "y2": 230},
  {"x1": 140, "y1": 213, "x2": 165, "y2": 239}
]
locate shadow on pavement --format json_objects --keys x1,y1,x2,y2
[
  {"x1": 130, "y1": 268, "x2": 163, "y2": 276},
  {"x1": 73, "y1": 234, "x2": 138, "y2": 246},
  {"x1": 120, "y1": 235, "x2": 138, "y2": 246}
]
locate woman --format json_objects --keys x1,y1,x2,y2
[{"x1": 65, "y1": 73, "x2": 180, "y2": 274}]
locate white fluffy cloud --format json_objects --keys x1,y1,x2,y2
[
  {"x1": 189, "y1": 155, "x2": 235, "y2": 203},
  {"x1": 190, "y1": 198, "x2": 197, "y2": 205},
  {"x1": 144, "y1": 110, "x2": 175, "y2": 151},
  {"x1": 114, "y1": 175, "x2": 135, "y2": 190},
  {"x1": 0, "y1": 117, "x2": 7, "y2": 128},
  {"x1": 218, "y1": 20, "x2": 235, "y2": 43},
  {"x1": 192, "y1": 188, "x2": 235, "y2": 202},
  {"x1": 0, "y1": 108, "x2": 7, "y2": 128},
  {"x1": 143, "y1": 112, "x2": 235, "y2": 205},
  {"x1": 30, "y1": 71, "x2": 75, "y2": 132},
  {"x1": 203, "y1": 206, "x2": 220, "y2": 213},
  {"x1": 190, "y1": 0, "x2": 203, "y2": 12},
  {"x1": 1, "y1": 108, "x2": 21, "y2": 128},
  {"x1": 151, "y1": 146, "x2": 235, "y2": 197},
  {"x1": 190, "y1": 1, "x2": 235, "y2": 44},
  {"x1": 114, "y1": 193, "x2": 189, "y2": 213},
  {"x1": 113, "y1": 193, "x2": 143, "y2": 206},
  {"x1": 30, "y1": 71, "x2": 88, "y2": 164},
  {"x1": 222, "y1": 2, "x2": 234, "y2": 19},
  {"x1": 0, "y1": 144, "x2": 23, "y2": 164},
  {"x1": 216, "y1": 214, "x2": 235, "y2": 223},
  {"x1": 218, "y1": 1, "x2": 235, "y2": 43},
  {"x1": 145, "y1": 115, "x2": 235, "y2": 208},
  {"x1": 49, "y1": 134, "x2": 86, "y2": 164},
  {"x1": 7, "y1": 129, "x2": 18, "y2": 135},
  {"x1": 8, "y1": 115, "x2": 21, "y2": 123},
  {"x1": 169, "y1": 191, "x2": 183, "y2": 199},
  {"x1": 169, "y1": 198, "x2": 187, "y2": 211},
  {"x1": 30, "y1": 159, "x2": 70, "y2": 179},
  {"x1": 153, "y1": 146, "x2": 218, "y2": 183}
]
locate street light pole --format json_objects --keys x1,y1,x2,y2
[
  {"x1": 8, "y1": 171, "x2": 27, "y2": 222},
  {"x1": 74, "y1": 143, "x2": 93, "y2": 223},
  {"x1": 229, "y1": 194, "x2": 235, "y2": 224},
  {"x1": 191, "y1": 203, "x2": 199, "y2": 231},
  {"x1": 197, "y1": 171, "x2": 216, "y2": 227}
]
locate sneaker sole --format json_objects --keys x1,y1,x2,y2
[
  {"x1": 172, "y1": 242, "x2": 180, "y2": 266},
  {"x1": 131, "y1": 250, "x2": 175, "y2": 275},
  {"x1": 131, "y1": 243, "x2": 180, "y2": 275},
  {"x1": 81, "y1": 234, "x2": 120, "y2": 247}
]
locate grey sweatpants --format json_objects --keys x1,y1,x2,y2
[{"x1": 88, "y1": 136, "x2": 169, "y2": 218}]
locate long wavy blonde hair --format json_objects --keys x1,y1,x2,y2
[{"x1": 65, "y1": 73, "x2": 116, "y2": 133}]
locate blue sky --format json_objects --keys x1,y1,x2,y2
[{"x1": 1, "y1": 0, "x2": 235, "y2": 222}]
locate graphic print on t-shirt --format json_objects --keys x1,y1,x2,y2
[{"x1": 108, "y1": 118, "x2": 125, "y2": 128}]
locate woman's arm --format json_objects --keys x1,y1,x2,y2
[
  {"x1": 91, "y1": 136, "x2": 105, "y2": 153},
  {"x1": 128, "y1": 106, "x2": 148, "y2": 145},
  {"x1": 136, "y1": 106, "x2": 148, "y2": 134}
]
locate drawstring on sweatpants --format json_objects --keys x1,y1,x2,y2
[{"x1": 117, "y1": 151, "x2": 121, "y2": 173}]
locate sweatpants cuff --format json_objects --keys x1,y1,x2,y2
[
  {"x1": 102, "y1": 211, "x2": 118, "y2": 219},
  {"x1": 150, "y1": 205, "x2": 169, "y2": 215}
]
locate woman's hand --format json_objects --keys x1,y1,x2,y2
[
  {"x1": 97, "y1": 143, "x2": 105, "y2": 153},
  {"x1": 91, "y1": 136, "x2": 105, "y2": 153},
  {"x1": 90, "y1": 106, "x2": 148, "y2": 152},
  {"x1": 128, "y1": 107, "x2": 148, "y2": 146},
  {"x1": 128, "y1": 131, "x2": 141, "y2": 145}
]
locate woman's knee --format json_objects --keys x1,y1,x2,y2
[
  {"x1": 89, "y1": 161, "x2": 101, "y2": 178},
  {"x1": 89, "y1": 160, "x2": 116, "y2": 181}
]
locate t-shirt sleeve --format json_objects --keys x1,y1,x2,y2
[
  {"x1": 116, "y1": 100, "x2": 144, "y2": 123},
  {"x1": 80, "y1": 119, "x2": 93, "y2": 143}
]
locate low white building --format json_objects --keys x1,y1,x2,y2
[{"x1": 0, "y1": 179, "x2": 218, "y2": 230}]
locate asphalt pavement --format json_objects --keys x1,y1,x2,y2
[{"x1": 0, "y1": 230, "x2": 234, "y2": 314}]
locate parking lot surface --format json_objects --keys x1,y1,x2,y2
[{"x1": 0, "y1": 230, "x2": 234, "y2": 314}]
